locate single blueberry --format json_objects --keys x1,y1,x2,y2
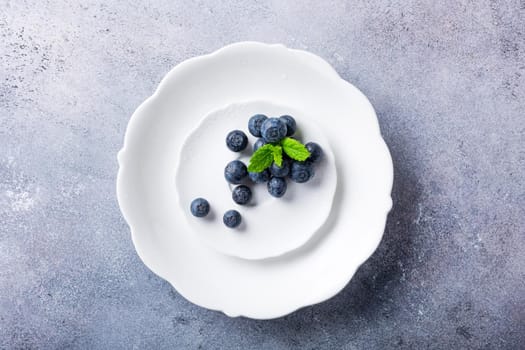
[
  {"x1": 249, "y1": 169, "x2": 271, "y2": 183},
  {"x1": 305, "y1": 142, "x2": 323, "y2": 163},
  {"x1": 226, "y1": 130, "x2": 248, "y2": 152},
  {"x1": 253, "y1": 138, "x2": 266, "y2": 152},
  {"x1": 260, "y1": 118, "x2": 287, "y2": 143},
  {"x1": 232, "y1": 185, "x2": 252, "y2": 205},
  {"x1": 290, "y1": 161, "x2": 315, "y2": 183},
  {"x1": 223, "y1": 210, "x2": 242, "y2": 228},
  {"x1": 224, "y1": 160, "x2": 248, "y2": 184},
  {"x1": 270, "y1": 157, "x2": 291, "y2": 177},
  {"x1": 248, "y1": 114, "x2": 268, "y2": 137},
  {"x1": 190, "y1": 198, "x2": 210, "y2": 217},
  {"x1": 279, "y1": 115, "x2": 296, "y2": 136},
  {"x1": 267, "y1": 177, "x2": 287, "y2": 197}
]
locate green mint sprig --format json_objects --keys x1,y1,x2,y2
[
  {"x1": 247, "y1": 137, "x2": 310, "y2": 173},
  {"x1": 281, "y1": 137, "x2": 310, "y2": 161},
  {"x1": 247, "y1": 144, "x2": 277, "y2": 172},
  {"x1": 273, "y1": 144, "x2": 283, "y2": 167}
]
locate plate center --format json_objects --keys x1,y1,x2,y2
[{"x1": 175, "y1": 101, "x2": 337, "y2": 260}]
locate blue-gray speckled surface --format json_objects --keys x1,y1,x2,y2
[{"x1": 1, "y1": 1, "x2": 524, "y2": 349}]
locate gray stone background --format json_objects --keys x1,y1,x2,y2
[{"x1": 1, "y1": 0, "x2": 524, "y2": 349}]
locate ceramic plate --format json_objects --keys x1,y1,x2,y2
[
  {"x1": 175, "y1": 101, "x2": 338, "y2": 260},
  {"x1": 117, "y1": 42, "x2": 393, "y2": 319}
]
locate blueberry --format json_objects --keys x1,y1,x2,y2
[
  {"x1": 279, "y1": 115, "x2": 296, "y2": 136},
  {"x1": 267, "y1": 177, "x2": 287, "y2": 197},
  {"x1": 232, "y1": 185, "x2": 252, "y2": 205},
  {"x1": 253, "y1": 138, "x2": 266, "y2": 152},
  {"x1": 260, "y1": 118, "x2": 287, "y2": 143},
  {"x1": 270, "y1": 157, "x2": 291, "y2": 177},
  {"x1": 290, "y1": 161, "x2": 315, "y2": 183},
  {"x1": 226, "y1": 130, "x2": 248, "y2": 152},
  {"x1": 190, "y1": 198, "x2": 210, "y2": 217},
  {"x1": 223, "y1": 210, "x2": 242, "y2": 228},
  {"x1": 224, "y1": 160, "x2": 248, "y2": 184},
  {"x1": 249, "y1": 169, "x2": 271, "y2": 183},
  {"x1": 248, "y1": 114, "x2": 268, "y2": 137},
  {"x1": 305, "y1": 142, "x2": 323, "y2": 163}
]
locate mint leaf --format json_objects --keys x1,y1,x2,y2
[
  {"x1": 273, "y1": 145, "x2": 283, "y2": 167},
  {"x1": 281, "y1": 137, "x2": 310, "y2": 161},
  {"x1": 247, "y1": 144, "x2": 275, "y2": 172}
]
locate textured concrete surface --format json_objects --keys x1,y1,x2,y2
[{"x1": 1, "y1": 1, "x2": 524, "y2": 349}]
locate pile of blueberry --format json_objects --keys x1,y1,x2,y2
[{"x1": 191, "y1": 114, "x2": 323, "y2": 229}]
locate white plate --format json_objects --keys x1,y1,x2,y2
[
  {"x1": 175, "y1": 101, "x2": 337, "y2": 260},
  {"x1": 117, "y1": 42, "x2": 393, "y2": 319}
]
